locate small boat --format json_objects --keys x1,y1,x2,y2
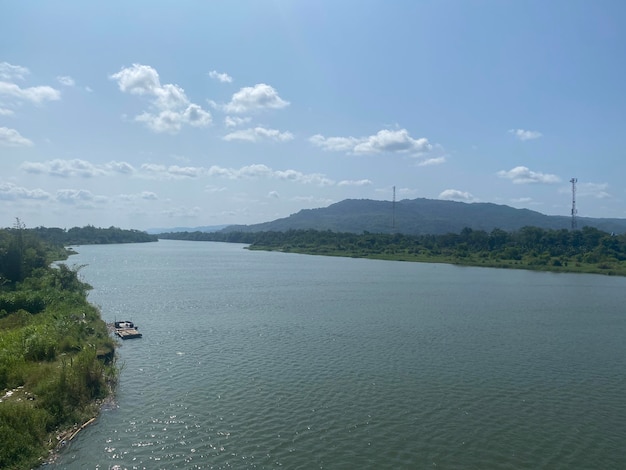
[{"x1": 114, "y1": 320, "x2": 142, "y2": 339}]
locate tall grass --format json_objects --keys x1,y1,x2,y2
[{"x1": 0, "y1": 263, "x2": 117, "y2": 469}]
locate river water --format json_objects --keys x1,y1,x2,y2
[{"x1": 49, "y1": 240, "x2": 626, "y2": 469}]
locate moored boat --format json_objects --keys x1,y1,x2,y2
[{"x1": 114, "y1": 320, "x2": 142, "y2": 339}]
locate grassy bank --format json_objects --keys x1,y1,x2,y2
[
  {"x1": 247, "y1": 244, "x2": 626, "y2": 276},
  {"x1": 0, "y1": 230, "x2": 117, "y2": 469},
  {"x1": 159, "y1": 225, "x2": 626, "y2": 277}
]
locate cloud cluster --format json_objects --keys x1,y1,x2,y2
[
  {"x1": 20, "y1": 159, "x2": 135, "y2": 178},
  {"x1": 207, "y1": 164, "x2": 333, "y2": 185},
  {"x1": 110, "y1": 64, "x2": 212, "y2": 133},
  {"x1": 0, "y1": 182, "x2": 49, "y2": 200},
  {"x1": 0, "y1": 62, "x2": 30, "y2": 81},
  {"x1": 498, "y1": 166, "x2": 560, "y2": 184},
  {"x1": 0, "y1": 62, "x2": 63, "y2": 148},
  {"x1": 338, "y1": 179, "x2": 372, "y2": 187},
  {"x1": 224, "y1": 116, "x2": 251, "y2": 127},
  {"x1": 56, "y1": 189, "x2": 102, "y2": 204},
  {"x1": 19, "y1": 157, "x2": 334, "y2": 187},
  {"x1": 140, "y1": 164, "x2": 205, "y2": 179},
  {"x1": 57, "y1": 75, "x2": 75, "y2": 87},
  {"x1": 120, "y1": 191, "x2": 158, "y2": 201},
  {"x1": 208, "y1": 80, "x2": 292, "y2": 143},
  {"x1": 509, "y1": 128, "x2": 542, "y2": 141},
  {"x1": 439, "y1": 189, "x2": 475, "y2": 202},
  {"x1": 208, "y1": 70, "x2": 233, "y2": 83},
  {"x1": 310, "y1": 128, "x2": 432, "y2": 156},
  {"x1": 223, "y1": 126, "x2": 294, "y2": 143},
  {"x1": 0, "y1": 127, "x2": 33, "y2": 147},
  {"x1": 222, "y1": 83, "x2": 289, "y2": 114},
  {"x1": 0, "y1": 81, "x2": 60, "y2": 104}
]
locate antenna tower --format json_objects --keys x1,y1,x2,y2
[
  {"x1": 570, "y1": 177, "x2": 578, "y2": 230},
  {"x1": 392, "y1": 186, "x2": 396, "y2": 230}
]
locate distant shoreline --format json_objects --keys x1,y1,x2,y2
[{"x1": 247, "y1": 245, "x2": 626, "y2": 277}]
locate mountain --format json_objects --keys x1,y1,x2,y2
[
  {"x1": 146, "y1": 224, "x2": 229, "y2": 235},
  {"x1": 221, "y1": 198, "x2": 626, "y2": 235}
]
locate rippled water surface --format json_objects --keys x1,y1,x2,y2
[{"x1": 50, "y1": 240, "x2": 626, "y2": 469}]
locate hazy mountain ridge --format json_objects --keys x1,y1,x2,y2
[
  {"x1": 146, "y1": 225, "x2": 229, "y2": 235},
  {"x1": 220, "y1": 198, "x2": 626, "y2": 235}
]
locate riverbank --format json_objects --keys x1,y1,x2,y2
[
  {"x1": 247, "y1": 245, "x2": 626, "y2": 276},
  {"x1": 0, "y1": 264, "x2": 117, "y2": 470},
  {"x1": 159, "y1": 226, "x2": 626, "y2": 277}
]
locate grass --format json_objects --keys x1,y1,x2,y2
[
  {"x1": 0, "y1": 265, "x2": 117, "y2": 469},
  {"x1": 248, "y1": 245, "x2": 626, "y2": 276}
]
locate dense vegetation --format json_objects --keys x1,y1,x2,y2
[
  {"x1": 160, "y1": 225, "x2": 626, "y2": 275},
  {"x1": 28, "y1": 225, "x2": 157, "y2": 245},
  {"x1": 0, "y1": 223, "x2": 117, "y2": 469}
]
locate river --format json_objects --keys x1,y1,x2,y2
[{"x1": 49, "y1": 240, "x2": 626, "y2": 469}]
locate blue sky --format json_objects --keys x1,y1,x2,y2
[{"x1": 1, "y1": 1, "x2": 625, "y2": 230}]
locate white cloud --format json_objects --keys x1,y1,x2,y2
[
  {"x1": 0, "y1": 108, "x2": 14, "y2": 116},
  {"x1": 208, "y1": 164, "x2": 334, "y2": 186},
  {"x1": 57, "y1": 75, "x2": 75, "y2": 86},
  {"x1": 439, "y1": 189, "x2": 475, "y2": 201},
  {"x1": 183, "y1": 104, "x2": 212, "y2": 127},
  {"x1": 0, "y1": 62, "x2": 29, "y2": 81},
  {"x1": 105, "y1": 160, "x2": 136, "y2": 174},
  {"x1": 110, "y1": 63, "x2": 160, "y2": 95},
  {"x1": 276, "y1": 169, "x2": 333, "y2": 185},
  {"x1": 141, "y1": 191, "x2": 158, "y2": 200},
  {"x1": 222, "y1": 83, "x2": 289, "y2": 114},
  {"x1": 0, "y1": 127, "x2": 33, "y2": 147},
  {"x1": 0, "y1": 182, "x2": 49, "y2": 200},
  {"x1": 0, "y1": 81, "x2": 61, "y2": 104},
  {"x1": 56, "y1": 189, "x2": 105, "y2": 204},
  {"x1": 224, "y1": 116, "x2": 252, "y2": 127},
  {"x1": 498, "y1": 166, "x2": 560, "y2": 184},
  {"x1": 310, "y1": 128, "x2": 432, "y2": 156},
  {"x1": 268, "y1": 190, "x2": 280, "y2": 198},
  {"x1": 309, "y1": 134, "x2": 360, "y2": 152},
  {"x1": 338, "y1": 179, "x2": 372, "y2": 187},
  {"x1": 120, "y1": 191, "x2": 158, "y2": 201},
  {"x1": 20, "y1": 159, "x2": 136, "y2": 177},
  {"x1": 135, "y1": 105, "x2": 211, "y2": 133},
  {"x1": 110, "y1": 64, "x2": 212, "y2": 133},
  {"x1": 418, "y1": 156, "x2": 446, "y2": 166},
  {"x1": 209, "y1": 70, "x2": 233, "y2": 83},
  {"x1": 223, "y1": 126, "x2": 294, "y2": 143},
  {"x1": 153, "y1": 83, "x2": 188, "y2": 110},
  {"x1": 140, "y1": 163, "x2": 206, "y2": 179},
  {"x1": 508, "y1": 128, "x2": 542, "y2": 141},
  {"x1": 354, "y1": 129, "x2": 432, "y2": 155}
]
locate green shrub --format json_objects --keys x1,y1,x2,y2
[{"x1": 0, "y1": 402, "x2": 49, "y2": 469}]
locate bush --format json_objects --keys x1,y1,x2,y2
[
  {"x1": 0, "y1": 292, "x2": 46, "y2": 316},
  {"x1": 0, "y1": 402, "x2": 49, "y2": 469}
]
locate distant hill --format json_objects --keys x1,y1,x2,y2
[
  {"x1": 221, "y1": 198, "x2": 626, "y2": 235},
  {"x1": 147, "y1": 224, "x2": 228, "y2": 235}
]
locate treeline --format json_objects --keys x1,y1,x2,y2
[
  {"x1": 0, "y1": 226, "x2": 116, "y2": 469},
  {"x1": 28, "y1": 225, "x2": 157, "y2": 245},
  {"x1": 159, "y1": 225, "x2": 626, "y2": 274}
]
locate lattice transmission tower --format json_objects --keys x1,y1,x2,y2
[{"x1": 570, "y1": 177, "x2": 578, "y2": 230}]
